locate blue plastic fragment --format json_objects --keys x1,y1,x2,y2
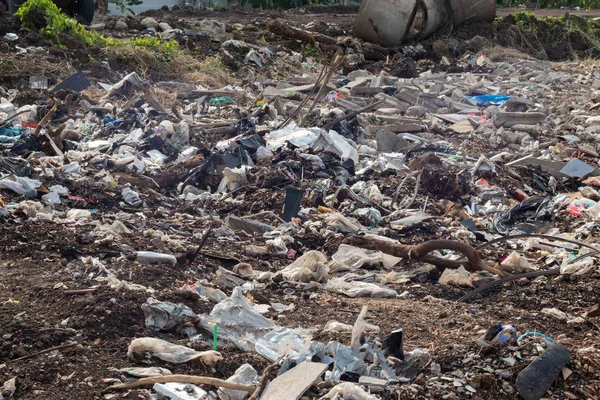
[
  {"x1": 465, "y1": 94, "x2": 511, "y2": 107},
  {"x1": 517, "y1": 331, "x2": 555, "y2": 344}
]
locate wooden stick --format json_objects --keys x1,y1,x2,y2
[
  {"x1": 266, "y1": 19, "x2": 337, "y2": 45},
  {"x1": 299, "y1": 53, "x2": 346, "y2": 127},
  {"x1": 343, "y1": 236, "x2": 509, "y2": 277},
  {"x1": 323, "y1": 99, "x2": 385, "y2": 131},
  {"x1": 248, "y1": 356, "x2": 283, "y2": 400},
  {"x1": 107, "y1": 375, "x2": 255, "y2": 392},
  {"x1": 11, "y1": 342, "x2": 78, "y2": 362},
  {"x1": 34, "y1": 105, "x2": 58, "y2": 137},
  {"x1": 63, "y1": 288, "x2": 97, "y2": 295}
]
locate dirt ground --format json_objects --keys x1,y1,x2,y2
[
  {"x1": 0, "y1": 4, "x2": 599, "y2": 400},
  {"x1": 496, "y1": 7, "x2": 600, "y2": 17}
]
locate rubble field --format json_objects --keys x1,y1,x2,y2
[{"x1": 0, "y1": 3, "x2": 600, "y2": 400}]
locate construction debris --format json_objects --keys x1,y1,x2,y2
[{"x1": 0, "y1": 3, "x2": 599, "y2": 400}]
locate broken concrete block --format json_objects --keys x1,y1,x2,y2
[
  {"x1": 494, "y1": 112, "x2": 546, "y2": 128},
  {"x1": 405, "y1": 106, "x2": 428, "y2": 118}
]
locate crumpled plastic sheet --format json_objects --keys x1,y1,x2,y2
[
  {"x1": 492, "y1": 195, "x2": 554, "y2": 234},
  {"x1": 127, "y1": 337, "x2": 222, "y2": 364},
  {"x1": 201, "y1": 287, "x2": 276, "y2": 351},
  {"x1": 280, "y1": 250, "x2": 329, "y2": 282},
  {"x1": 141, "y1": 297, "x2": 198, "y2": 332},
  {"x1": 0, "y1": 175, "x2": 41, "y2": 197},
  {"x1": 326, "y1": 277, "x2": 397, "y2": 298}
]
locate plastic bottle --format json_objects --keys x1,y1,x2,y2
[
  {"x1": 122, "y1": 187, "x2": 142, "y2": 207},
  {"x1": 137, "y1": 251, "x2": 177, "y2": 267}
]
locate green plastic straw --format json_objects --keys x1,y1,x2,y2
[{"x1": 213, "y1": 325, "x2": 218, "y2": 350}]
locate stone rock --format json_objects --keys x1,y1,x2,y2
[
  {"x1": 162, "y1": 29, "x2": 182, "y2": 40},
  {"x1": 347, "y1": 69, "x2": 373, "y2": 79},
  {"x1": 158, "y1": 22, "x2": 172, "y2": 32},
  {"x1": 114, "y1": 20, "x2": 128, "y2": 30},
  {"x1": 141, "y1": 17, "x2": 159, "y2": 29},
  {"x1": 197, "y1": 19, "x2": 230, "y2": 41},
  {"x1": 89, "y1": 23, "x2": 106, "y2": 30},
  {"x1": 406, "y1": 106, "x2": 428, "y2": 118}
]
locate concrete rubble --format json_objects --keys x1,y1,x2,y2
[{"x1": 0, "y1": 3, "x2": 599, "y2": 400}]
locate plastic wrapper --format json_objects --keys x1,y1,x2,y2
[
  {"x1": 281, "y1": 251, "x2": 329, "y2": 282},
  {"x1": 142, "y1": 298, "x2": 199, "y2": 332},
  {"x1": 202, "y1": 287, "x2": 276, "y2": 351},
  {"x1": 438, "y1": 266, "x2": 472, "y2": 287},
  {"x1": 127, "y1": 337, "x2": 222, "y2": 365},
  {"x1": 0, "y1": 175, "x2": 41, "y2": 197},
  {"x1": 331, "y1": 244, "x2": 401, "y2": 272},
  {"x1": 119, "y1": 367, "x2": 172, "y2": 377},
  {"x1": 326, "y1": 278, "x2": 397, "y2": 298},
  {"x1": 319, "y1": 382, "x2": 380, "y2": 400},
  {"x1": 218, "y1": 364, "x2": 258, "y2": 400}
]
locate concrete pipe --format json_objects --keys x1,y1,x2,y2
[{"x1": 353, "y1": 0, "x2": 496, "y2": 48}]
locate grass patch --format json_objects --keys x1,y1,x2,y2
[
  {"x1": 495, "y1": 12, "x2": 600, "y2": 60},
  {"x1": 16, "y1": 0, "x2": 110, "y2": 48},
  {"x1": 0, "y1": 53, "x2": 75, "y2": 78},
  {"x1": 15, "y1": 0, "x2": 233, "y2": 86},
  {"x1": 105, "y1": 42, "x2": 233, "y2": 86}
]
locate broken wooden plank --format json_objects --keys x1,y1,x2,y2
[{"x1": 260, "y1": 362, "x2": 328, "y2": 400}]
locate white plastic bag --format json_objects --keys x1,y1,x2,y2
[
  {"x1": 326, "y1": 278, "x2": 397, "y2": 298},
  {"x1": 204, "y1": 287, "x2": 276, "y2": 351},
  {"x1": 331, "y1": 244, "x2": 401, "y2": 272},
  {"x1": 218, "y1": 364, "x2": 258, "y2": 400},
  {"x1": 281, "y1": 251, "x2": 329, "y2": 282},
  {"x1": 320, "y1": 382, "x2": 380, "y2": 400},
  {"x1": 0, "y1": 176, "x2": 41, "y2": 197},
  {"x1": 438, "y1": 266, "x2": 472, "y2": 287},
  {"x1": 127, "y1": 337, "x2": 222, "y2": 365}
]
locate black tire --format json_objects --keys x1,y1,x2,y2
[
  {"x1": 7, "y1": 0, "x2": 24, "y2": 13},
  {"x1": 70, "y1": 0, "x2": 94, "y2": 25}
]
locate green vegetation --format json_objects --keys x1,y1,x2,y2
[
  {"x1": 496, "y1": 12, "x2": 600, "y2": 59},
  {"x1": 15, "y1": 0, "x2": 232, "y2": 85},
  {"x1": 109, "y1": 0, "x2": 143, "y2": 15},
  {"x1": 16, "y1": 0, "x2": 108, "y2": 47},
  {"x1": 497, "y1": 0, "x2": 600, "y2": 8}
]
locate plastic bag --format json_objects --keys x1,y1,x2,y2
[
  {"x1": 465, "y1": 94, "x2": 510, "y2": 107},
  {"x1": 324, "y1": 213, "x2": 362, "y2": 234},
  {"x1": 66, "y1": 209, "x2": 92, "y2": 221},
  {"x1": 218, "y1": 364, "x2": 258, "y2": 400},
  {"x1": 331, "y1": 244, "x2": 401, "y2": 272},
  {"x1": 0, "y1": 176, "x2": 41, "y2": 197},
  {"x1": 319, "y1": 382, "x2": 380, "y2": 400},
  {"x1": 265, "y1": 123, "x2": 320, "y2": 151},
  {"x1": 312, "y1": 130, "x2": 359, "y2": 164},
  {"x1": 326, "y1": 278, "x2": 397, "y2": 298},
  {"x1": 281, "y1": 251, "x2": 329, "y2": 282},
  {"x1": 122, "y1": 187, "x2": 142, "y2": 207},
  {"x1": 203, "y1": 287, "x2": 276, "y2": 351},
  {"x1": 500, "y1": 251, "x2": 535, "y2": 273},
  {"x1": 141, "y1": 298, "x2": 199, "y2": 332},
  {"x1": 354, "y1": 208, "x2": 382, "y2": 226},
  {"x1": 438, "y1": 266, "x2": 472, "y2": 287},
  {"x1": 127, "y1": 337, "x2": 222, "y2": 365},
  {"x1": 119, "y1": 367, "x2": 172, "y2": 377},
  {"x1": 560, "y1": 258, "x2": 596, "y2": 275},
  {"x1": 0, "y1": 377, "x2": 16, "y2": 400},
  {"x1": 181, "y1": 282, "x2": 227, "y2": 303},
  {"x1": 255, "y1": 327, "x2": 311, "y2": 362}
]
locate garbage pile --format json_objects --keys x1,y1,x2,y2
[{"x1": 0, "y1": 16, "x2": 600, "y2": 400}]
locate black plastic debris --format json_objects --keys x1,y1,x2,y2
[
  {"x1": 492, "y1": 195, "x2": 554, "y2": 235},
  {"x1": 282, "y1": 187, "x2": 304, "y2": 222},
  {"x1": 51, "y1": 71, "x2": 91, "y2": 93},
  {"x1": 516, "y1": 344, "x2": 571, "y2": 400}
]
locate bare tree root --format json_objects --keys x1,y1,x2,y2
[{"x1": 343, "y1": 236, "x2": 509, "y2": 277}]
